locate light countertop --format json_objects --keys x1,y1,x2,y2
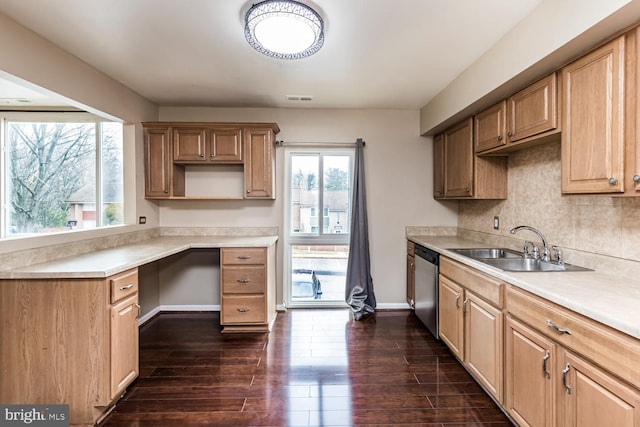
[
  {"x1": 408, "y1": 235, "x2": 640, "y2": 340},
  {"x1": 0, "y1": 235, "x2": 278, "y2": 279}
]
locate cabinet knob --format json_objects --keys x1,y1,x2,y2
[
  {"x1": 247, "y1": 189, "x2": 251, "y2": 194},
  {"x1": 497, "y1": 135, "x2": 503, "y2": 141},
  {"x1": 633, "y1": 175, "x2": 640, "y2": 183},
  {"x1": 608, "y1": 177, "x2": 618, "y2": 185},
  {"x1": 199, "y1": 153, "x2": 205, "y2": 157},
  {"x1": 507, "y1": 131, "x2": 513, "y2": 137},
  {"x1": 465, "y1": 187, "x2": 470, "y2": 193}
]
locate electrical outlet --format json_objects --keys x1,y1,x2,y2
[
  {"x1": 493, "y1": 216, "x2": 499, "y2": 230},
  {"x1": 139, "y1": 216, "x2": 146, "y2": 224}
]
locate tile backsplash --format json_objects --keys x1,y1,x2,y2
[{"x1": 458, "y1": 141, "x2": 640, "y2": 263}]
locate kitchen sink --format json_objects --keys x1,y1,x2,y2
[
  {"x1": 450, "y1": 248, "x2": 522, "y2": 259},
  {"x1": 450, "y1": 247, "x2": 592, "y2": 272}
]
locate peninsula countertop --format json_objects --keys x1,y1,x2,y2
[
  {"x1": 0, "y1": 235, "x2": 278, "y2": 279},
  {"x1": 408, "y1": 235, "x2": 640, "y2": 340}
]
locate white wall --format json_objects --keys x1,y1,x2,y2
[{"x1": 159, "y1": 107, "x2": 457, "y2": 306}]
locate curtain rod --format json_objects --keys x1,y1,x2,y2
[{"x1": 275, "y1": 138, "x2": 365, "y2": 147}]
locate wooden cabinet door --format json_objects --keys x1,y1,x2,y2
[
  {"x1": 438, "y1": 275, "x2": 464, "y2": 360},
  {"x1": 464, "y1": 291, "x2": 504, "y2": 403},
  {"x1": 505, "y1": 316, "x2": 556, "y2": 427},
  {"x1": 507, "y1": 73, "x2": 558, "y2": 144},
  {"x1": 209, "y1": 128, "x2": 242, "y2": 163},
  {"x1": 173, "y1": 127, "x2": 206, "y2": 162},
  {"x1": 561, "y1": 36, "x2": 625, "y2": 193},
  {"x1": 144, "y1": 127, "x2": 172, "y2": 197},
  {"x1": 444, "y1": 118, "x2": 474, "y2": 198},
  {"x1": 560, "y1": 350, "x2": 640, "y2": 427},
  {"x1": 244, "y1": 128, "x2": 275, "y2": 199},
  {"x1": 475, "y1": 101, "x2": 507, "y2": 153},
  {"x1": 110, "y1": 293, "x2": 139, "y2": 400},
  {"x1": 406, "y1": 254, "x2": 415, "y2": 309},
  {"x1": 433, "y1": 133, "x2": 445, "y2": 199}
]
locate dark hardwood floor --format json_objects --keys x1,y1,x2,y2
[{"x1": 99, "y1": 309, "x2": 513, "y2": 426}]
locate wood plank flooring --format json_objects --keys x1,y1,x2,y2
[{"x1": 99, "y1": 309, "x2": 513, "y2": 426}]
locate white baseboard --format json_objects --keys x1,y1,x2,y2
[
  {"x1": 376, "y1": 302, "x2": 412, "y2": 310},
  {"x1": 138, "y1": 304, "x2": 220, "y2": 326}
]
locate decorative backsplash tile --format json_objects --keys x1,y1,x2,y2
[{"x1": 458, "y1": 141, "x2": 640, "y2": 265}]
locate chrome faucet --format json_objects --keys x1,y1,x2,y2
[{"x1": 510, "y1": 226, "x2": 550, "y2": 262}]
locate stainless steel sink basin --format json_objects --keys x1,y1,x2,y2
[
  {"x1": 450, "y1": 248, "x2": 522, "y2": 259},
  {"x1": 450, "y1": 247, "x2": 592, "y2": 272},
  {"x1": 481, "y1": 257, "x2": 590, "y2": 272}
]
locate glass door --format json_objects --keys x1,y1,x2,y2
[{"x1": 285, "y1": 149, "x2": 353, "y2": 307}]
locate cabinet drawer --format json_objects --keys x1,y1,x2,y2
[
  {"x1": 109, "y1": 269, "x2": 139, "y2": 303},
  {"x1": 221, "y1": 248, "x2": 266, "y2": 265},
  {"x1": 407, "y1": 241, "x2": 415, "y2": 256},
  {"x1": 222, "y1": 266, "x2": 265, "y2": 293},
  {"x1": 440, "y1": 257, "x2": 504, "y2": 308},
  {"x1": 506, "y1": 285, "x2": 640, "y2": 387},
  {"x1": 221, "y1": 295, "x2": 266, "y2": 324}
]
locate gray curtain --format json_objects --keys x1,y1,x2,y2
[{"x1": 345, "y1": 138, "x2": 376, "y2": 320}]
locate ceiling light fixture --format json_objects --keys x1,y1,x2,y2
[{"x1": 244, "y1": 0, "x2": 324, "y2": 60}]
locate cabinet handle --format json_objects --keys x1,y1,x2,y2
[
  {"x1": 247, "y1": 189, "x2": 252, "y2": 194},
  {"x1": 236, "y1": 279, "x2": 251, "y2": 284},
  {"x1": 562, "y1": 363, "x2": 571, "y2": 394},
  {"x1": 542, "y1": 351, "x2": 551, "y2": 379},
  {"x1": 465, "y1": 188, "x2": 470, "y2": 193},
  {"x1": 119, "y1": 283, "x2": 134, "y2": 291},
  {"x1": 237, "y1": 255, "x2": 251, "y2": 260},
  {"x1": 199, "y1": 153, "x2": 205, "y2": 157},
  {"x1": 507, "y1": 131, "x2": 513, "y2": 137},
  {"x1": 455, "y1": 294, "x2": 461, "y2": 309},
  {"x1": 546, "y1": 320, "x2": 571, "y2": 335},
  {"x1": 634, "y1": 175, "x2": 640, "y2": 183},
  {"x1": 237, "y1": 307, "x2": 251, "y2": 313},
  {"x1": 497, "y1": 135, "x2": 503, "y2": 141},
  {"x1": 135, "y1": 303, "x2": 141, "y2": 319},
  {"x1": 608, "y1": 177, "x2": 618, "y2": 185},
  {"x1": 463, "y1": 298, "x2": 469, "y2": 314}
]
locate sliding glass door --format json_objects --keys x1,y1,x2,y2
[{"x1": 285, "y1": 149, "x2": 353, "y2": 307}]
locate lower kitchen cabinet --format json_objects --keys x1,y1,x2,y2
[
  {"x1": 438, "y1": 257, "x2": 504, "y2": 403},
  {"x1": 406, "y1": 240, "x2": 415, "y2": 309},
  {"x1": 220, "y1": 246, "x2": 276, "y2": 332},
  {"x1": 0, "y1": 268, "x2": 140, "y2": 426},
  {"x1": 506, "y1": 285, "x2": 640, "y2": 427},
  {"x1": 505, "y1": 316, "x2": 557, "y2": 427}
]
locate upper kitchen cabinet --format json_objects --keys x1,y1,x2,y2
[
  {"x1": 433, "y1": 133, "x2": 445, "y2": 199},
  {"x1": 475, "y1": 73, "x2": 560, "y2": 155},
  {"x1": 437, "y1": 118, "x2": 507, "y2": 199},
  {"x1": 173, "y1": 127, "x2": 243, "y2": 163},
  {"x1": 143, "y1": 122, "x2": 279, "y2": 200},
  {"x1": 561, "y1": 28, "x2": 640, "y2": 196},
  {"x1": 144, "y1": 126, "x2": 185, "y2": 198}
]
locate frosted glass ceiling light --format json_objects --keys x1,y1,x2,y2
[{"x1": 245, "y1": 0, "x2": 324, "y2": 59}]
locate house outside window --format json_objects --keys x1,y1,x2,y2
[{"x1": 2, "y1": 113, "x2": 124, "y2": 238}]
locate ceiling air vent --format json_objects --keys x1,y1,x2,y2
[{"x1": 286, "y1": 95, "x2": 313, "y2": 102}]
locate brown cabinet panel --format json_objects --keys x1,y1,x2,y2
[
  {"x1": 110, "y1": 268, "x2": 138, "y2": 303},
  {"x1": 508, "y1": 73, "x2": 558, "y2": 144},
  {"x1": 444, "y1": 118, "x2": 474, "y2": 198},
  {"x1": 438, "y1": 275, "x2": 464, "y2": 360},
  {"x1": 173, "y1": 127, "x2": 206, "y2": 162},
  {"x1": 221, "y1": 248, "x2": 266, "y2": 265},
  {"x1": 562, "y1": 35, "x2": 626, "y2": 193},
  {"x1": 475, "y1": 101, "x2": 507, "y2": 153},
  {"x1": 221, "y1": 295, "x2": 267, "y2": 324},
  {"x1": 144, "y1": 127, "x2": 172, "y2": 197},
  {"x1": 209, "y1": 128, "x2": 242, "y2": 163},
  {"x1": 222, "y1": 265, "x2": 266, "y2": 294},
  {"x1": 244, "y1": 128, "x2": 275, "y2": 199},
  {"x1": 433, "y1": 133, "x2": 445, "y2": 199},
  {"x1": 406, "y1": 240, "x2": 415, "y2": 309},
  {"x1": 110, "y1": 293, "x2": 139, "y2": 400}
]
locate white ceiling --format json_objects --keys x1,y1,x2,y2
[{"x1": 0, "y1": 0, "x2": 543, "y2": 110}]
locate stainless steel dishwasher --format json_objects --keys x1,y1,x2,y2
[{"x1": 414, "y1": 244, "x2": 439, "y2": 339}]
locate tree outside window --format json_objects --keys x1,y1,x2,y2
[{"x1": 4, "y1": 117, "x2": 123, "y2": 237}]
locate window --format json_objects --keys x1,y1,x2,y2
[
  {"x1": 285, "y1": 149, "x2": 354, "y2": 306},
  {"x1": 1, "y1": 113, "x2": 124, "y2": 238}
]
